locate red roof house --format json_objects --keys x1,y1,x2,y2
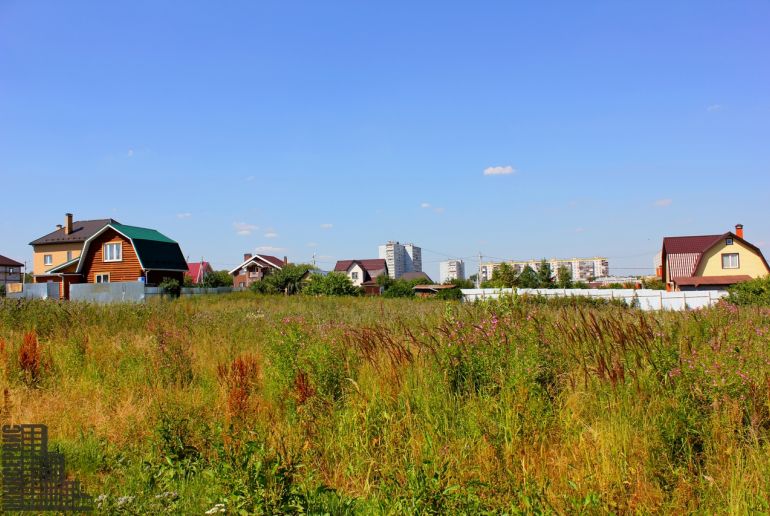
[{"x1": 186, "y1": 261, "x2": 214, "y2": 284}]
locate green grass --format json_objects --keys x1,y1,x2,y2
[{"x1": 1, "y1": 293, "x2": 770, "y2": 513}]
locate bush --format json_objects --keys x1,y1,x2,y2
[
  {"x1": 727, "y1": 275, "x2": 770, "y2": 306},
  {"x1": 304, "y1": 272, "x2": 360, "y2": 296},
  {"x1": 160, "y1": 278, "x2": 181, "y2": 297}
]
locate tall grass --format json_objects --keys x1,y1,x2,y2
[{"x1": 0, "y1": 293, "x2": 769, "y2": 513}]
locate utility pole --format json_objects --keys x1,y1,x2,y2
[{"x1": 477, "y1": 251, "x2": 482, "y2": 288}]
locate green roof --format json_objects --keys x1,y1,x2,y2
[{"x1": 111, "y1": 223, "x2": 177, "y2": 243}]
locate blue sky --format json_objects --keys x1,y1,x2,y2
[{"x1": 2, "y1": 1, "x2": 769, "y2": 279}]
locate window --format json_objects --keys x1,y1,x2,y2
[
  {"x1": 722, "y1": 253, "x2": 739, "y2": 269},
  {"x1": 8, "y1": 268, "x2": 14, "y2": 274},
  {"x1": 95, "y1": 273, "x2": 110, "y2": 283},
  {"x1": 351, "y1": 271, "x2": 359, "y2": 280},
  {"x1": 725, "y1": 238, "x2": 734, "y2": 246},
  {"x1": 44, "y1": 254, "x2": 52, "y2": 265},
  {"x1": 103, "y1": 242, "x2": 122, "y2": 262},
  {"x1": 67, "y1": 250, "x2": 73, "y2": 261}
]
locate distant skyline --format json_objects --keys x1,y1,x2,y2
[{"x1": 2, "y1": 1, "x2": 769, "y2": 280}]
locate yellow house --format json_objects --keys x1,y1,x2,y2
[
  {"x1": 29, "y1": 214, "x2": 117, "y2": 277},
  {"x1": 661, "y1": 224, "x2": 770, "y2": 291}
]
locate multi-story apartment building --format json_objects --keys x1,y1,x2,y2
[
  {"x1": 378, "y1": 241, "x2": 422, "y2": 279},
  {"x1": 480, "y1": 257, "x2": 609, "y2": 283},
  {"x1": 439, "y1": 259, "x2": 465, "y2": 283}
]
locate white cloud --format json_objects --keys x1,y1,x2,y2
[
  {"x1": 320, "y1": 223, "x2": 333, "y2": 229},
  {"x1": 575, "y1": 227, "x2": 586, "y2": 233},
  {"x1": 127, "y1": 149, "x2": 134, "y2": 158},
  {"x1": 245, "y1": 175, "x2": 255, "y2": 182},
  {"x1": 176, "y1": 212, "x2": 192, "y2": 219},
  {"x1": 420, "y1": 202, "x2": 431, "y2": 209},
  {"x1": 483, "y1": 165, "x2": 515, "y2": 176},
  {"x1": 255, "y1": 245, "x2": 286, "y2": 253},
  {"x1": 707, "y1": 104, "x2": 723, "y2": 112},
  {"x1": 434, "y1": 207, "x2": 445, "y2": 214},
  {"x1": 306, "y1": 242, "x2": 318, "y2": 247},
  {"x1": 234, "y1": 222, "x2": 258, "y2": 236},
  {"x1": 654, "y1": 198, "x2": 673, "y2": 207},
  {"x1": 264, "y1": 232, "x2": 278, "y2": 239}
]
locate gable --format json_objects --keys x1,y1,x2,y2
[{"x1": 695, "y1": 237, "x2": 770, "y2": 278}]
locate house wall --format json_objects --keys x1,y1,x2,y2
[
  {"x1": 81, "y1": 231, "x2": 143, "y2": 283},
  {"x1": 0, "y1": 266, "x2": 22, "y2": 285},
  {"x1": 695, "y1": 238, "x2": 770, "y2": 278},
  {"x1": 347, "y1": 263, "x2": 365, "y2": 286},
  {"x1": 32, "y1": 243, "x2": 82, "y2": 275},
  {"x1": 231, "y1": 260, "x2": 277, "y2": 288}
]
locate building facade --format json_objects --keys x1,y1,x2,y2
[
  {"x1": 378, "y1": 241, "x2": 422, "y2": 279},
  {"x1": 0, "y1": 255, "x2": 23, "y2": 287},
  {"x1": 439, "y1": 259, "x2": 465, "y2": 283},
  {"x1": 480, "y1": 257, "x2": 609, "y2": 283}
]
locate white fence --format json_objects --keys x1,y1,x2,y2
[{"x1": 460, "y1": 288, "x2": 729, "y2": 311}]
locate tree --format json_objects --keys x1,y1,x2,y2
[
  {"x1": 517, "y1": 266, "x2": 540, "y2": 288},
  {"x1": 201, "y1": 270, "x2": 232, "y2": 288},
  {"x1": 304, "y1": 272, "x2": 360, "y2": 296},
  {"x1": 447, "y1": 278, "x2": 474, "y2": 289},
  {"x1": 250, "y1": 263, "x2": 313, "y2": 295},
  {"x1": 536, "y1": 259, "x2": 554, "y2": 288},
  {"x1": 556, "y1": 265, "x2": 573, "y2": 289},
  {"x1": 490, "y1": 262, "x2": 518, "y2": 288}
]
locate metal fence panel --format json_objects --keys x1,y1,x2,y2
[
  {"x1": 7, "y1": 283, "x2": 59, "y2": 300},
  {"x1": 70, "y1": 282, "x2": 147, "y2": 303},
  {"x1": 460, "y1": 288, "x2": 728, "y2": 311}
]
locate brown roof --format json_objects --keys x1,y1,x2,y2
[
  {"x1": 401, "y1": 271, "x2": 432, "y2": 282},
  {"x1": 334, "y1": 259, "x2": 387, "y2": 274},
  {"x1": 29, "y1": 219, "x2": 118, "y2": 245},
  {"x1": 0, "y1": 254, "x2": 23, "y2": 267},
  {"x1": 413, "y1": 284, "x2": 457, "y2": 290},
  {"x1": 672, "y1": 275, "x2": 753, "y2": 287},
  {"x1": 258, "y1": 255, "x2": 285, "y2": 268}
]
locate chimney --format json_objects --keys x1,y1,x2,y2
[
  {"x1": 64, "y1": 213, "x2": 73, "y2": 235},
  {"x1": 56, "y1": 224, "x2": 63, "y2": 230},
  {"x1": 283, "y1": 256, "x2": 288, "y2": 265},
  {"x1": 243, "y1": 253, "x2": 253, "y2": 262},
  {"x1": 735, "y1": 224, "x2": 744, "y2": 239}
]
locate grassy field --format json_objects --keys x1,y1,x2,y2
[{"x1": 1, "y1": 293, "x2": 769, "y2": 514}]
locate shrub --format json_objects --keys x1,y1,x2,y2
[
  {"x1": 18, "y1": 330, "x2": 42, "y2": 385},
  {"x1": 727, "y1": 275, "x2": 770, "y2": 306},
  {"x1": 304, "y1": 272, "x2": 359, "y2": 296},
  {"x1": 159, "y1": 278, "x2": 181, "y2": 298}
]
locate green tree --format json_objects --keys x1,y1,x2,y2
[
  {"x1": 250, "y1": 263, "x2": 313, "y2": 295},
  {"x1": 490, "y1": 262, "x2": 518, "y2": 288},
  {"x1": 201, "y1": 270, "x2": 232, "y2": 288},
  {"x1": 536, "y1": 259, "x2": 554, "y2": 288},
  {"x1": 447, "y1": 278, "x2": 474, "y2": 289},
  {"x1": 517, "y1": 265, "x2": 540, "y2": 288},
  {"x1": 556, "y1": 265, "x2": 573, "y2": 289},
  {"x1": 304, "y1": 272, "x2": 360, "y2": 296}
]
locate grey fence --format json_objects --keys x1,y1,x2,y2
[
  {"x1": 70, "y1": 282, "x2": 148, "y2": 303},
  {"x1": 460, "y1": 288, "x2": 729, "y2": 311},
  {"x1": 7, "y1": 283, "x2": 60, "y2": 300}
]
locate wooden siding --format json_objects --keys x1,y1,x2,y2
[{"x1": 82, "y1": 230, "x2": 144, "y2": 283}]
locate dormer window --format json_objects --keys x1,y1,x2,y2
[
  {"x1": 726, "y1": 238, "x2": 734, "y2": 245},
  {"x1": 104, "y1": 242, "x2": 122, "y2": 262}
]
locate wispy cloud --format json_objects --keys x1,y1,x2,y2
[
  {"x1": 483, "y1": 165, "x2": 515, "y2": 176},
  {"x1": 306, "y1": 242, "x2": 318, "y2": 247},
  {"x1": 245, "y1": 175, "x2": 255, "y2": 182},
  {"x1": 176, "y1": 212, "x2": 192, "y2": 219},
  {"x1": 320, "y1": 223, "x2": 333, "y2": 229},
  {"x1": 234, "y1": 222, "x2": 258, "y2": 236},
  {"x1": 127, "y1": 149, "x2": 134, "y2": 158},
  {"x1": 575, "y1": 227, "x2": 586, "y2": 233},
  {"x1": 420, "y1": 202, "x2": 431, "y2": 209},
  {"x1": 707, "y1": 104, "x2": 723, "y2": 112},
  {"x1": 434, "y1": 207, "x2": 445, "y2": 214},
  {"x1": 654, "y1": 198, "x2": 673, "y2": 207},
  {"x1": 264, "y1": 231, "x2": 278, "y2": 239},
  {"x1": 255, "y1": 245, "x2": 286, "y2": 253}
]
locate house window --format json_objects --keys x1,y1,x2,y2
[
  {"x1": 722, "y1": 253, "x2": 739, "y2": 269},
  {"x1": 104, "y1": 242, "x2": 122, "y2": 262},
  {"x1": 725, "y1": 238, "x2": 733, "y2": 246},
  {"x1": 95, "y1": 273, "x2": 110, "y2": 283},
  {"x1": 351, "y1": 271, "x2": 359, "y2": 280},
  {"x1": 44, "y1": 254, "x2": 52, "y2": 265},
  {"x1": 8, "y1": 268, "x2": 14, "y2": 274}
]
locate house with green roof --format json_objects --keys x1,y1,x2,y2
[{"x1": 35, "y1": 222, "x2": 187, "y2": 299}]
